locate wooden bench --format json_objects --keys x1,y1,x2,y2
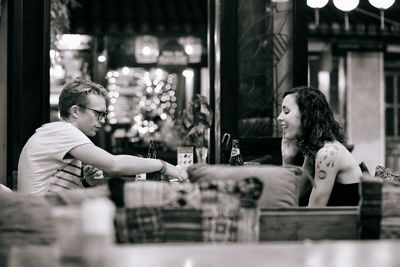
[{"x1": 259, "y1": 207, "x2": 360, "y2": 241}]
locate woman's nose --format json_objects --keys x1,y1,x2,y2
[{"x1": 277, "y1": 112, "x2": 283, "y2": 122}]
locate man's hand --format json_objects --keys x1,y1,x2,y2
[
  {"x1": 83, "y1": 165, "x2": 104, "y2": 186},
  {"x1": 164, "y1": 162, "x2": 188, "y2": 182}
]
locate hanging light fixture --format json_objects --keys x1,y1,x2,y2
[
  {"x1": 307, "y1": 0, "x2": 329, "y2": 27},
  {"x1": 369, "y1": 0, "x2": 395, "y2": 30},
  {"x1": 369, "y1": 0, "x2": 395, "y2": 9},
  {"x1": 333, "y1": 0, "x2": 360, "y2": 31},
  {"x1": 332, "y1": 0, "x2": 359, "y2": 11},
  {"x1": 134, "y1": 36, "x2": 159, "y2": 64},
  {"x1": 178, "y1": 37, "x2": 202, "y2": 63}
]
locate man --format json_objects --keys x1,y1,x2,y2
[{"x1": 18, "y1": 78, "x2": 186, "y2": 194}]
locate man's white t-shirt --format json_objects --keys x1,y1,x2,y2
[{"x1": 18, "y1": 121, "x2": 92, "y2": 194}]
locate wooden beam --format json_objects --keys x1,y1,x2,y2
[
  {"x1": 293, "y1": 0, "x2": 308, "y2": 87},
  {"x1": 7, "y1": 0, "x2": 50, "y2": 188}
]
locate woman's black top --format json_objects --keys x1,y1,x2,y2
[
  {"x1": 326, "y1": 182, "x2": 359, "y2": 206},
  {"x1": 299, "y1": 182, "x2": 360, "y2": 206}
]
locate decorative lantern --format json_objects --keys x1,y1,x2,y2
[
  {"x1": 134, "y1": 36, "x2": 159, "y2": 64},
  {"x1": 333, "y1": 0, "x2": 360, "y2": 31},
  {"x1": 332, "y1": 0, "x2": 359, "y2": 11},
  {"x1": 307, "y1": 0, "x2": 329, "y2": 8},
  {"x1": 307, "y1": 0, "x2": 329, "y2": 27},
  {"x1": 178, "y1": 37, "x2": 203, "y2": 63},
  {"x1": 369, "y1": 0, "x2": 395, "y2": 9},
  {"x1": 369, "y1": 0, "x2": 395, "y2": 30}
]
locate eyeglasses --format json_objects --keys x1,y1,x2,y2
[{"x1": 78, "y1": 105, "x2": 107, "y2": 121}]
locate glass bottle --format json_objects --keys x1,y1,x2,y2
[
  {"x1": 228, "y1": 139, "x2": 244, "y2": 166},
  {"x1": 146, "y1": 140, "x2": 162, "y2": 181},
  {"x1": 221, "y1": 132, "x2": 232, "y2": 164}
]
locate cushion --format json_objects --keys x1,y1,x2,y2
[
  {"x1": 375, "y1": 165, "x2": 400, "y2": 184},
  {"x1": 379, "y1": 181, "x2": 400, "y2": 238},
  {"x1": 360, "y1": 173, "x2": 400, "y2": 239},
  {"x1": 109, "y1": 180, "x2": 202, "y2": 209},
  {"x1": 359, "y1": 175, "x2": 382, "y2": 239},
  {"x1": 110, "y1": 178, "x2": 262, "y2": 243},
  {"x1": 0, "y1": 193, "x2": 56, "y2": 246},
  {"x1": 187, "y1": 164, "x2": 313, "y2": 208},
  {"x1": 111, "y1": 181, "x2": 204, "y2": 243},
  {"x1": 0, "y1": 183, "x2": 12, "y2": 192},
  {"x1": 115, "y1": 207, "x2": 203, "y2": 243},
  {"x1": 0, "y1": 193, "x2": 56, "y2": 266},
  {"x1": 44, "y1": 185, "x2": 110, "y2": 206}
]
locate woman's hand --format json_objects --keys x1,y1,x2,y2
[{"x1": 281, "y1": 138, "x2": 300, "y2": 165}]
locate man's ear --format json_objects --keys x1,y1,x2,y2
[{"x1": 69, "y1": 105, "x2": 80, "y2": 119}]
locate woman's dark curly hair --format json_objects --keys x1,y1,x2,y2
[{"x1": 283, "y1": 86, "x2": 344, "y2": 156}]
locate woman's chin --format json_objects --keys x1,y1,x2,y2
[{"x1": 283, "y1": 135, "x2": 296, "y2": 141}]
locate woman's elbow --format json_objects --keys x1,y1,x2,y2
[{"x1": 308, "y1": 194, "x2": 329, "y2": 207}]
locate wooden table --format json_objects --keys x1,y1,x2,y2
[
  {"x1": 94, "y1": 240, "x2": 400, "y2": 267},
  {"x1": 9, "y1": 240, "x2": 400, "y2": 267}
]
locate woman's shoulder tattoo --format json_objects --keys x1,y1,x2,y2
[{"x1": 316, "y1": 144, "x2": 339, "y2": 173}]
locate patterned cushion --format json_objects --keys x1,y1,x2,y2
[
  {"x1": 112, "y1": 180, "x2": 204, "y2": 243},
  {"x1": 109, "y1": 180, "x2": 202, "y2": 209},
  {"x1": 361, "y1": 170, "x2": 400, "y2": 239},
  {"x1": 198, "y1": 178, "x2": 263, "y2": 242},
  {"x1": 110, "y1": 178, "x2": 263, "y2": 243},
  {"x1": 0, "y1": 193, "x2": 56, "y2": 266},
  {"x1": 114, "y1": 207, "x2": 203, "y2": 243},
  {"x1": 375, "y1": 165, "x2": 400, "y2": 185},
  {"x1": 162, "y1": 208, "x2": 203, "y2": 242},
  {"x1": 124, "y1": 207, "x2": 164, "y2": 243},
  {"x1": 188, "y1": 164, "x2": 311, "y2": 208},
  {"x1": 44, "y1": 185, "x2": 109, "y2": 206},
  {"x1": 380, "y1": 217, "x2": 400, "y2": 239},
  {"x1": 198, "y1": 180, "x2": 241, "y2": 242}
]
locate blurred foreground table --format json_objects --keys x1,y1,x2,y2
[
  {"x1": 9, "y1": 241, "x2": 400, "y2": 267},
  {"x1": 74, "y1": 240, "x2": 400, "y2": 267}
]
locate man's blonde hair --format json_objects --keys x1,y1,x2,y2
[{"x1": 58, "y1": 78, "x2": 109, "y2": 119}]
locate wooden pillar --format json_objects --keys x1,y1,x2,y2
[
  {"x1": 7, "y1": 0, "x2": 50, "y2": 188},
  {"x1": 0, "y1": 0, "x2": 8, "y2": 186},
  {"x1": 208, "y1": 0, "x2": 217, "y2": 163},
  {"x1": 347, "y1": 51, "x2": 385, "y2": 172},
  {"x1": 209, "y1": 0, "x2": 238, "y2": 164},
  {"x1": 293, "y1": 0, "x2": 308, "y2": 87}
]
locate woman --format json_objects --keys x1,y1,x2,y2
[{"x1": 277, "y1": 86, "x2": 362, "y2": 207}]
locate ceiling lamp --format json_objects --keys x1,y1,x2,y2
[
  {"x1": 369, "y1": 0, "x2": 396, "y2": 30},
  {"x1": 332, "y1": 0, "x2": 359, "y2": 11},
  {"x1": 369, "y1": 0, "x2": 395, "y2": 9},
  {"x1": 307, "y1": 0, "x2": 329, "y2": 8},
  {"x1": 178, "y1": 37, "x2": 202, "y2": 63},
  {"x1": 307, "y1": 0, "x2": 329, "y2": 27},
  {"x1": 134, "y1": 36, "x2": 159, "y2": 64},
  {"x1": 333, "y1": 0, "x2": 359, "y2": 31}
]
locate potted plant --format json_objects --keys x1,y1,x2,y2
[{"x1": 175, "y1": 94, "x2": 213, "y2": 163}]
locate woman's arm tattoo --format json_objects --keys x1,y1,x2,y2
[
  {"x1": 316, "y1": 145, "x2": 338, "y2": 180},
  {"x1": 318, "y1": 170, "x2": 327, "y2": 179}
]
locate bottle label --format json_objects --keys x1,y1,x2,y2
[
  {"x1": 231, "y1": 148, "x2": 240, "y2": 157},
  {"x1": 135, "y1": 173, "x2": 146, "y2": 181}
]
